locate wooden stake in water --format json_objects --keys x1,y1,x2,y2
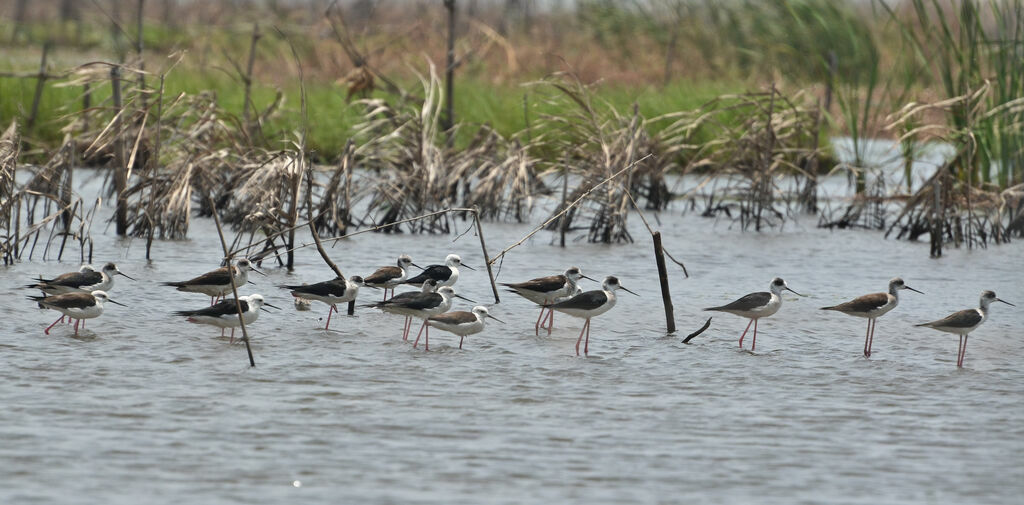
[
  {"x1": 653, "y1": 231, "x2": 675, "y2": 333},
  {"x1": 472, "y1": 209, "x2": 501, "y2": 303}
]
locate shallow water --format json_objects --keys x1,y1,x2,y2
[{"x1": 2, "y1": 172, "x2": 1023, "y2": 504}]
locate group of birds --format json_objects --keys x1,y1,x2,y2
[
  {"x1": 703, "y1": 276, "x2": 1013, "y2": 367},
  {"x1": 22, "y1": 254, "x2": 1014, "y2": 366}
]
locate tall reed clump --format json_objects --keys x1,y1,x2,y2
[
  {"x1": 5, "y1": 133, "x2": 95, "y2": 263},
  {"x1": 352, "y1": 63, "x2": 544, "y2": 232},
  {"x1": 881, "y1": 0, "x2": 1024, "y2": 253},
  {"x1": 661, "y1": 87, "x2": 822, "y2": 231}
]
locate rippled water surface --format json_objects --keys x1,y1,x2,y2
[{"x1": 2, "y1": 174, "x2": 1023, "y2": 504}]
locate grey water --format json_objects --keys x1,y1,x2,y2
[{"x1": 2, "y1": 164, "x2": 1023, "y2": 504}]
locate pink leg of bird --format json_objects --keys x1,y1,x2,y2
[
  {"x1": 402, "y1": 316, "x2": 412, "y2": 340},
  {"x1": 81, "y1": 319, "x2": 85, "y2": 329},
  {"x1": 583, "y1": 318, "x2": 591, "y2": 356},
  {"x1": 73, "y1": 319, "x2": 80, "y2": 335},
  {"x1": 534, "y1": 302, "x2": 550, "y2": 335},
  {"x1": 44, "y1": 314, "x2": 65, "y2": 335},
  {"x1": 230, "y1": 327, "x2": 236, "y2": 344},
  {"x1": 325, "y1": 305, "x2": 336, "y2": 330},
  {"x1": 863, "y1": 319, "x2": 872, "y2": 357},
  {"x1": 574, "y1": 319, "x2": 590, "y2": 356},
  {"x1": 424, "y1": 324, "x2": 430, "y2": 351},
  {"x1": 412, "y1": 320, "x2": 428, "y2": 348},
  {"x1": 459, "y1": 335, "x2": 464, "y2": 349},
  {"x1": 738, "y1": 319, "x2": 754, "y2": 349},
  {"x1": 751, "y1": 319, "x2": 759, "y2": 351},
  {"x1": 543, "y1": 309, "x2": 555, "y2": 335}
]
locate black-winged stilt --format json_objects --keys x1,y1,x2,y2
[
  {"x1": 704, "y1": 277, "x2": 801, "y2": 351},
  {"x1": 404, "y1": 254, "x2": 473, "y2": 288},
  {"x1": 821, "y1": 277, "x2": 923, "y2": 357},
  {"x1": 501, "y1": 266, "x2": 596, "y2": 335},
  {"x1": 425, "y1": 306, "x2": 504, "y2": 350},
  {"x1": 174, "y1": 294, "x2": 279, "y2": 343},
  {"x1": 27, "y1": 262, "x2": 134, "y2": 295},
  {"x1": 279, "y1": 276, "x2": 364, "y2": 330},
  {"x1": 364, "y1": 254, "x2": 421, "y2": 300},
  {"x1": 162, "y1": 258, "x2": 263, "y2": 305},
  {"x1": 545, "y1": 276, "x2": 638, "y2": 356},
  {"x1": 367, "y1": 279, "x2": 439, "y2": 340},
  {"x1": 915, "y1": 290, "x2": 1014, "y2": 368},
  {"x1": 29, "y1": 290, "x2": 125, "y2": 335}
]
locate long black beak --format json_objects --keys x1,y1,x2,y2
[
  {"x1": 487, "y1": 314, "x2": 505, "y2": 324},
  {"x1": 260, "y1": 307, "x2": 273, "y2": 313},
  {"x1": 905, "y1": 286, "x2": 924, "y2": 294},
  {"x1": 117, "y1": 271, "x2": 136, "y2": 281},
  {"x1": 997, "y1": 298, "x2": 1016, "y2": 307},
  {"x1": 455, "y1": 294, "x2": 477, "y2": 303},
  {"x1": 263, "y1": 302, "x2": 282, "y2": 310},
  {"x1": 460, "y1": 263, "x2": 477, "y2": 271},
  {"x1": 785, "y1": 287, "x2": 805, "y2": 297},
  {"x1": 250, "y1": 266, "x2": 267, "y2": 277},
  {"x1": 620, "y1": 286, "x2": 640, "y2": 296},
  {"x1": 580, "y1": 274, "x2": 599, "y2": 282},
  {"x1": 411, "y1": 262, "x2": 424, "y2": 270},
  {"x1": 108, "y1": 299, "x2": 128, "y2": 307}
]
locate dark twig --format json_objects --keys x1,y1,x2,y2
[{"x1": 682, "y1": 317, "x2": 712, "y2": 344}]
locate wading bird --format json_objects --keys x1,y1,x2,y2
[
  {"x1": 404, "y1": 254, "x2": 473, "y2": 288},
  {"x1": 174, "y1": 294, "x2": 279, "y2": 343},
  {"x1": 162, "y1": 258, "x2": 263, "y2": 305},
  {"x1": 916, "y1": 290, "x2": 1014, "y2": 368},
  {"x1": 502, "y1": 266, "x2": 596, "y2": 335},
  {"x1": 27, "y1": 262, "x2": 135, "y2": 296},
  {"x1": 364, "y1": 255, "x2": 420, "y2": 300},
  {"x1": 29, "y1": 290, "x2": 125, "y2": 336},
  {"x1": 424, "y1": 306, "x2": 504, "y2": 351},
  {"x1": 546, "y1": 276, "x2": 637, "y2": 356},
  {"x1": 704, "y1": 277, "x2": 802, "y2": 352},
  {"x1": 821, "y1": 277, "x2": 923, "y2": 357},
  {"x1": 279, "y1": 276, "x2": 364, "y2": 330}
]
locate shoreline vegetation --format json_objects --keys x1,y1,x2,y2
[{"x1": 1, "y1": 0, "x2": 1023, "y2": 267}]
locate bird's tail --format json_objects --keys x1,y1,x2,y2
[
  {"x1": 820, "y1": 305, "x2": 839, "y2": 311},
  {"x1": 161, "y1": 281, "x2": 185, "y2": 288}
]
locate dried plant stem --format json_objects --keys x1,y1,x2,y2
[
  {"x1": 208, "y1": 194, "x2": 256, "y2": 368},
  {"x1": 489, "y1": 156, "x2": 649, "y2": 265},
  {"x1": 305, "y1": 166, "x2": 344, "y2": 279}
]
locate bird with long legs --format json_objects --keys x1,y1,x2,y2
[
  {"x1": 425, "y1": 306, "x2": 504, "y2": 350},
  {"x1": 821, "y1": 277, "x2": 923, "y2": 357},
  {"x1": 370, "y1": 284, "x2": 472, "y2": 346},
  {"x1": 174, "y1": 294, "x2": 279, "y2": 343},
  {"x1": 545, "y1": 276, "x2": 637, "y2": 356},
  {"x1": 162, "y1": 258, "x2": 263, "y2": 305},
  {"x1": 367, "y1": 279, "x2": 439, "y2": 340},
  {"x1": 915, "y1": 290, "x2": 1014, "y2": 368},
  {"x1": 704, "y1": 277, "x2": 802, "y2": 352},
  {"x1": 29, "y1": 290, "x2": 126, "y2": 336},
  {"x1": 364, "y1": 255, "x2": 420, "y2": 300},
  {"x1": 279, "y1": 276, "x2": 365, "y2": 330},
  {"x1": 404, "y1": 254, "x2": 473, "y2": 288},
  {"x1": 27, "y1": 262, "x2": 135, "y2": 296},
  {"x1": 502, "y1": 266, "x2": 596, "y2": 335}
]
